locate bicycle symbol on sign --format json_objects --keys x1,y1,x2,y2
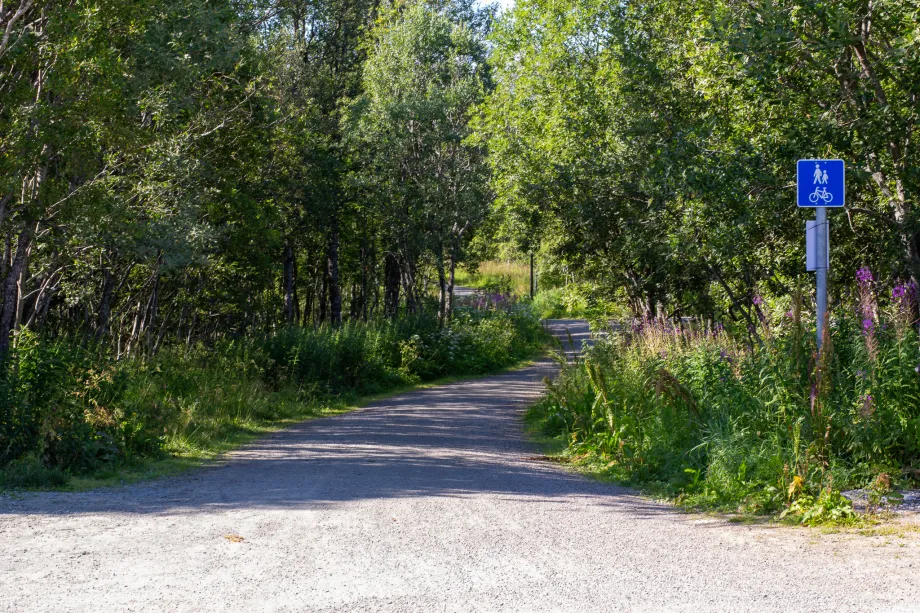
[{"x1": 809, "y1": 187, "x2": 833, "y2": 204}]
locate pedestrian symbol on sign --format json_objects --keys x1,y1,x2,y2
[
  {"x1": 813, "y1": 163, "x2": 826, "y2": 185},
  {"x1": 797, "y1": 159, "x2": 844, "y2": 207}
]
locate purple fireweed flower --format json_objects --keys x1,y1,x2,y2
[
  {"x1": 861, "y1": 394, "x2": 875, "y2": 419},
  {"x1": 785, "y1": 310, "x2": 794, "y2": 319},
  {"x1": 893, "y1": 281, "x2": 918, "y2": 307},
  {"x1": 856, "y1": 266, "x2": 874, "y2": 286},
  {"x1": 862, "y1": 318, "x2": 875, "y2": 332},
  {"x1": 752, "y1": 295, "x2": 764, "y2": 306}
]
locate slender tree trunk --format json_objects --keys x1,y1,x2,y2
[
  {"x1": 0, "y1": 229, "x2": 30, "y2": 355},
  {"x1": 384, "y1": 252, "x2": 400, "y2": 317},
  {"x1": 319, "y1": 265, "x2": 329, "y2": 324},
  {"x1": 96, "y1": 266, "x2": 113, "y2": 337},
  {"x1": 283, "y1": 244, "x2": 296, "y2": 325},
  {"x1": 360, "y1": 235, "x2": 368, "y2": 321},
  {"x1": 145, "y1": 272, "x2": 159, "y2": 352},
  {"x1": 13, "y1": 238, "x2": 31, "y2": 336},
  {"x1": 327, "y1": 225, "x2": 342, "y2": 325},
  {"x1": 401, "y1": 255, "x2": 417, "y2": 315},
  {"x1": 1, "y1": 231, "x2": 9, "y2": 285},
  {"x1": 447, "y1": 251, "x2": 456, "y2": 320},
  {"x1": 437, "y1": 251, "x2": 447, "y2": 324}
]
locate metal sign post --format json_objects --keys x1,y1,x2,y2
[
  {"x1": 797, "y1": 159, "x2": 844, "y2": 351},
  {"x1": 815, "y1": 207, "x2": 828, "y2": 349}
]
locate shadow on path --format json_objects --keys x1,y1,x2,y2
[{"x1": 0, "y1": 321, "x2": 670, "y2": 520}]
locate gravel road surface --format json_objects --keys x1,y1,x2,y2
[{"x1": 2, "y1": 320, "x2": 920, "y2": 612}]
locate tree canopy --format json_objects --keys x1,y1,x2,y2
[
  {"x1": 1, "y1": 0, "x2": 918, "y2": 352},
  {"x1": 480, "y1": 0, "x2": 920, "y2": 320}
]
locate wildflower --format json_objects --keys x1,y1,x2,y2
[
  {"x1": 785, "y1": 310, "x2": 794, "y2": 319},
  {"x1": 752, "y1": 295, "x2": 763, "y2": 306},
  {"x1": 856, "y1": 266, "x2": 874, "y2": 286},
  {"x1": 860, "y1": 394, "x2": 875, "y2": 419},
  {"x1": 862, "y1": 318, "x2": 875, "y2": 332}
]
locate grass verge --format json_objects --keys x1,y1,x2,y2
[{"x1": 2, "y1": 349, "x2": 548, "y2": 493}]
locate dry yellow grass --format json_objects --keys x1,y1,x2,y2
[{"x1": 455, "y1": 260, "x2": 531, "y2": 296}]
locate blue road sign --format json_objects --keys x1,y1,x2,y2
[{"x1": 797, "y1": 159, "x2": 844, "y2": 207}]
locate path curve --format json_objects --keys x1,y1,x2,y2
[{"x1": 2, "y1": 320, "x2": 920, "y2": 612}]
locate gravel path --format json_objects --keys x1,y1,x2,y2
[{"x1": 2, "y1": 320, "x2": 920, "y2": 612}]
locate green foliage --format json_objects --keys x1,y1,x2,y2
[
  {"x1": 782, "y1": 490, "x2": 859, "y2": 527},
  {"x1": 0, "y1": 304, "x2": 546, "y2": 488},
  {"x1": 530, "y1": 287, "x2": 920, "y2": 521},
  {"x1": 531, "y1": 287, "x2": 587, "y2": 319},
  {"x1": 478, "y1": 0, "x2": 920, "y2": 320}
]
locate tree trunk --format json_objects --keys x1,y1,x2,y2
[
  {"x1": 437, "y1": 251, "x2": 447, "y2": 324},
  {"x1": 283, "y1": 244, "x2": 296, "y2": 325},
  {"x1": 360, "y1": 235, "x2": 369, "y2": 321},
  {"x1": 402, "y1": 255, "x2": 417, "y2": 315},
  {"x1": 0, "y1": 229, "x2": 30, "y2": 355},
  {"x1": 327, "y1": 226, "x2": 342, "y2": 325},
  {"x1": 319, "y1": 265, "x2": 329, "y2": 324},
  {"x1": 13, "y1": 238, "x2": 31, "y2": 335},
  {"x1": 384, "y1": 252, "x2": 400, "y2": 317},
  {"x1": 447, "y1": 251, "x2": 456, "y2": 320},
  {"x1": 96, "y1": 266, "x2": 113, "y2": 337}
]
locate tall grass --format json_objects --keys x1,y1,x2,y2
[
  {"x1": 530, "y1": 276, "x2": 920, "y2": 523},
  {"x1": 1, "y1": 306, "x2": 547, "y2": 488},
  {"x1": 455, "y1": 260, "x2": 531, "y2": 296}
]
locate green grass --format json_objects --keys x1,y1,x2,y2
[
  {"x1": 455, "y1": 260, "x2": 531, "y2": 296},
  {"x1": 1, "y1": 311, "x2": 550, "y2": 492},
  {"x1": 60, "y1": 354, "x2": 544, "y2": 491},
  {"x1": 526, "y1": 290, "x2": 920, "y2": 527}
]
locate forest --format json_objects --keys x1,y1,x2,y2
[{"x1": 2, "y1": 0, "x2": 919, "y2": 503}]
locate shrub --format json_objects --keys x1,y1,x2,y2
[
  {"x1": 530, "y1": 277, "x2": 920, "y2": 520},
  {"x1": 0, "y1": 303, "x2": 548, "y2": 486}
]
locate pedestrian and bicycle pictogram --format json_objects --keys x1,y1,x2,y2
[{"x1": 797, "y1": 159, "x2": 844, "y2": 207}]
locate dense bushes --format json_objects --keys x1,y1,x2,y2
[
  {"x1": 0, "y1": 305, "x2": 546, "y2": 488},
  {"x1": 531, "y1": 275, "x2": 920, "y2": 522}
]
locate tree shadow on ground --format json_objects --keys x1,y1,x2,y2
[{"x1": 0, "y1": 322, "x2": 670, "y2": 522}]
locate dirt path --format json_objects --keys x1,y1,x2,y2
[{"x1": 2, "y1": 320, "x2": 920, "y2": 612}]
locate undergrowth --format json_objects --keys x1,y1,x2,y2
[
  {"x1": 529, "y1": 273, "x2": 920, "y2": 525},
  {"x1": 454, "y1": 260, "x2": 531, "y2": 296},
  {"x1": 0, "y1": 304, "x2": 547, "y2": 490}
]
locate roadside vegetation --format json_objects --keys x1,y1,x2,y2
[
  {"x1": 478, "y1": 1, "x2": 920, "y2": 525},
  {"x1": 0, "y1": 1, "x2": 517, "y2": 488},
  {"x1": 455, "y1": 261, "x2": 598, "y2": 320},
  {"x1": 1, "y1": 300, "x2": 546, "y2": 489},
  {"x1": 455, "y1": 261, "x2": 531, "y2": 296},
  {"x1": 529, "y1": 273, "x2": 919, "y2": 524}
]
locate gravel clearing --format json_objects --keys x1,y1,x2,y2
[{"x1": 2, "y1": 320, "x2": 920, "y2": 612}]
